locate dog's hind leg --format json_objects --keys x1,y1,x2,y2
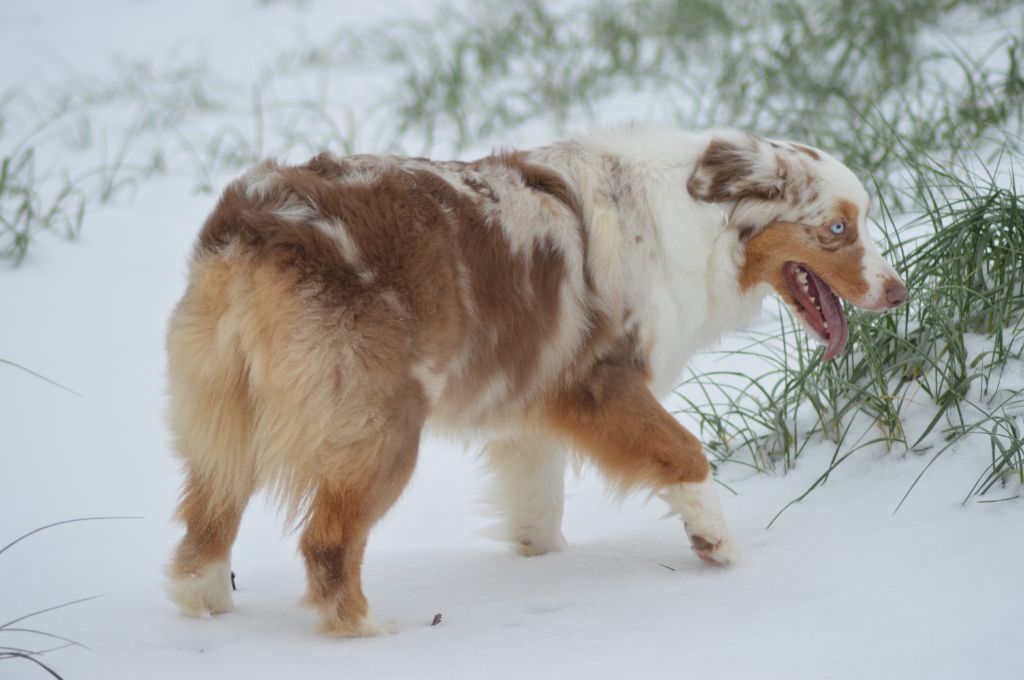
[
  {"x1": 483, "y1": 434, "x2": 568, "y2": 556},
  {"x1": 165, "y1": 289, "x2": 256, "y2": 617},
  {"x1": 297, "y1": 391, "x2": 426, "y2": 637},
  {"x1": 546, "y1": 362, "x2": 737, "y2": 565},
  {"x1": 167, "y1": 469, "x2": 253, "y2": 616}
]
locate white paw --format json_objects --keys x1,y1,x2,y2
[
  {"x1": 514, "y1": 529, "x2": 568, "y2": 557},
  {"x1": 686, "y1": 526, "x2": 738, "y2": 566},
  {"x1": 166, "y1": 559, "x2": 234, "y2": 617},
  {"x1": 660, "y1": 478, "x2": 739, "y2": 566},
  {"x1": 482, "y1": 435, "x2": 569, "y2": 557}
]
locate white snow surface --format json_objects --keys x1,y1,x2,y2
[{"x1": 1, "y1": 2, "x2": 1021, "y2": 679}]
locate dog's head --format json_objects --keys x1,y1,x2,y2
[{"x1": 687, "y1": 132, "x2": 906, "y2": 361}]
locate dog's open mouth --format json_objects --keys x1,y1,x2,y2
[{"x1": 783, "y1": 261, "x2": 849, "y2": 361}]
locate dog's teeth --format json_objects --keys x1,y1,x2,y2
[
  {"x1": 796, "y1": 269, "x2": 811, "y2": 297},
  {"x1": 823, "y1": 322, "x2": 829, "y2": 329}
]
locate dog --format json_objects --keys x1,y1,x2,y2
[{"x1": 165, "y1": 125, "x2": 907, "y2": 635}]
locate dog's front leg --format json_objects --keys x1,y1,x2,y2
[{"x1": 545, "y1": 362, "x2": 737, "y2": 564}]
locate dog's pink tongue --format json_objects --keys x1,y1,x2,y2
[{"x1": 819, "y1": 282, "x2": 848, "y2": 362}]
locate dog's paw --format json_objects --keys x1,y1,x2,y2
[
  {"x1": 515, "y1": 530, "x2": 568, "y2": 557},
  {"x1": 166, "y1": 559, "x2": 234, "y2": 617},
  {"x1": 661, "y1": 479, "x2": 738, "y2": 566},
  {"x1": 687, "y1": 529, "x2": 738, "y2": 566},
  {"x1": 320, "y1": 612, "x2": 397, "y2": 638}
]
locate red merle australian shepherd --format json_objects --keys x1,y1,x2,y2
[{"x1": 165, "y1": 125, "x2": 907, "y2": 635}]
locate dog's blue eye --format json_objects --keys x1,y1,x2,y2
[{"x1": 829, "y1": 222, "x2": 846, "y2": 235}]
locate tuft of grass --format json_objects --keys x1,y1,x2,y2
[{"x1": 0, "y1": 145, "x2": 87, "y2": 265}]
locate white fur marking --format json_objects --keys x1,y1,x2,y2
[
  {"x1": 660, "y1": 478, "x2": 738, "y2": 564},
  {"x1": 411, "y1": 361, "x2": 447, "y2": 405},
  {"x1": 166, "y1": 558, "x2": 234, "y2": 617},
  {"x1": 274, "y1": 200, "x2": 318, "y2": 223},
  {"x1": 242, "y1": 165, "x2": 283, "y2": 202},
  {"x1": 485, "y1": 436, "x2": 568, "y2": 556},
  {"x1": 858, "y1": 231, "x2": 902, "y2": 309},
  {"x1": 313, "y1": 217, "x2": 362, "y2": 265}
]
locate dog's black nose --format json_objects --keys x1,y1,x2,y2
[{"x1": 885, "y1": 279, "x2": 908, "y2": 307}]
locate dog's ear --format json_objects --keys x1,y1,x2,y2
[{"x1": 687, "y1": 135, "x2": 786, "y2": 203}]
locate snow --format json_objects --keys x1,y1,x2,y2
[{"x1": 1, "y1": 2, "x2": 1021, "y2": 679}]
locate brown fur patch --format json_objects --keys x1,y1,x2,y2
[
  {"x1": 198, "y1": 184, "x2": 358, "y2": 293},
  {"x1": 546, "y1": 362, "x2": 709, "y2": 494},
  {"x1": 494, "y1": 150, "x2": 594, "y2": 293},
  {"x1": 494, "y1": 151, "x2": 584, "y2": 224},
  {"x1": 737, "y1": 224, "x2": 759, "y2": 242},
  {"x1": 739, "y1": 200, "x2": 868, "y2": 304},
  {"x1": 687, "y1": 136, "x2": 784, "y2": 203},
  {"x1": 303, "y1": 152, "x2": 351, "y2": 179},
  {"x1": 171, "y1": 471, "x2": 251, "y2": 578},
  {"x1": 453, "y1": 215, "x2": 567, "y2": 396}
]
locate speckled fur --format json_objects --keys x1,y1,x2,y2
[{"x1": 165, "y1": 124, "x2": 904, "y2": 635}]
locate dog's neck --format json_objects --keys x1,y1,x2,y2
[{"x1": 534, "y1": 129, "x2": 772, "y2": 395}]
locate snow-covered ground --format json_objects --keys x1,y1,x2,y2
[{"x1": 2, "y1": 2, "x2": 1021, "y2": 679}]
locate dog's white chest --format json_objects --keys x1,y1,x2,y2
[
  {"x1": 642, "y1": 272, "x2": 708, "y2": 399},
  {"x1": 641, "y1": 261, "x2": 767, "y2": 400}
]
